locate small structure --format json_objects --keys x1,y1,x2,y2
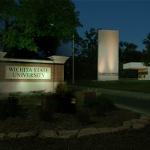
[
  {"x1": 123, "y1": 62, "x2": 150, "y2": 80},
  {"x1": 0, "y1": 52, "x2": 68, "y2": 93},
  {"x1": 97, "y1": 30, "x2": 119, "y2": 81}
]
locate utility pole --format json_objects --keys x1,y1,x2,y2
[{"x1": 72, "y1": 34, "x2": 75, "y2": 84}]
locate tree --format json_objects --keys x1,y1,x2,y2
[
  {"x1": 0, "y1": 0, "x2": 80, "y2": 57},
  {"x1": 119, "y1": 41, "x2": 143, "y2": 77},
  {"x1": 0, "y1": 0, "x2": 16, "y2": 49},
  {"x1": 0, "y1": 0, "x2": 16, "y2": 27},
  {"x1": 143, "y1": 33, "x2": 150, "y2": 65},
  {"x1": 119, "y1": 41, "x2": 142, "y2": 63},
  {"x1": 79, "y1": 28, "x2": 97, "y2": 60},
  {"x1": 69, "y1": 28, "x2": 98, "y2": 80}
]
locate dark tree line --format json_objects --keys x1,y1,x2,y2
[
  {"x1": 65, "y1": 28, "x2": 98, "y2": 81},
  {"x1": 65, "y1": 29, "x2": 150, "y2": 81},
  {"x1": 0, "y1": 0, "x2": 80, "y2": 58},
  {"x1": 1, "y1": 1, "x2": 150, "y2": 81}
]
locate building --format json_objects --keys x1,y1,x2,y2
[{"x1": 123, "y1": 62, "x2": 150, "y2": 80}]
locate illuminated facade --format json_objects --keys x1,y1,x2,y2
[
  {"x1": 98, "y1": 30, "x2": 119, "y2": 81},
  {"x1": 0, "y1": 54, "x2": 68, "y2": 93},
  {"x1": 123, "y1": 62, "x2": 150, "y2": 80}
]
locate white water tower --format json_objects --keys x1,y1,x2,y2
[{"x1": 98, "y1": 30, "x2": 119, "y2": 81}]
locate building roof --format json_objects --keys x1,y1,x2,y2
[{"x1": 123, "y1": 62, "x2": 147, "y2": 69}]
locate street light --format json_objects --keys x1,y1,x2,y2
[{"x1": 72, "y1": 34, "x2": 75, "y2": 84}]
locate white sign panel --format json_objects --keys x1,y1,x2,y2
[{"x1": 5, "y1": 66, "x2": 51, "y2": 79}]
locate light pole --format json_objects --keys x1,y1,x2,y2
[{"x1": 72, "y1": 34, "x2": 75, "y2": 84}]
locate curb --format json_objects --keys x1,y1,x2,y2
[{"x1": 0, "y1": 115, "x2": 149, "y2": 140}]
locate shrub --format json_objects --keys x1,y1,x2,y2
[
  {"x1": 55, "y1": 83, "x2": 76, "y2": 113},
  {"x1": 7, "y1": 95, "x2": 19, "y2": 117},
  {"x1": 83, "y1": 91, "x2": 97, "y2": 108},
  {"x1": 55, "y1": 83, "x2": 68, "y2": 98},
  {"x1": 79, "y1": 92, "x2": 116, "y2": 116},
  {"x1": 91, "y1": 95, "x2": 116, "y2": 115},
  {"x1": 76, "y1": 108, "x2": 91, "y2": 125},
  {"x1": 40, "y1": 94, "x2": 58, "y2": 121},
  {"x1": 0, "y1": 95, "x2": 26, "y2": 120},
  {"x1": 40, "y1": 83, "x2": 77, "y2": 121},
  {"x1": 0, "y1": 99, "x2": 8, "y2": 120}
]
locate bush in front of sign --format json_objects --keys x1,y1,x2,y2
[
  {"x1": 0, "y1": 95, "x2": 26, "y2": 120},
  {"x1": 40, "y1": 94, "x2": 58, "y2": 121},
  {"x1": 0, "y1": 99, "x2": 8, "y2": 120},
  {"x1": 55, "y1": 83, "x2": 76, "y2": 113}
]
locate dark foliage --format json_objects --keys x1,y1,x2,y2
[
  {"x1": 55, "y1": 84, "x2": 76, "y2": 113},
  {"x1": 40, "y1": 84, "x2": 76, "y2": 121},
  {"x1": 83, "y1": 93, "x2": 116, "y2": 115},
  {"x1": 40, "y1": 94, "x2": 58, "y2": 121},
  {"x1": 35, "y1": 36, "x2": 59, "y2": 56},
  {"x1": 0, "y1": 0, "x2": 81, "y2": 57},
  {"x1": 76, "y1": 107, "x2": 91, "y2": 125},
  {"x1": 5, "y1": 48, "x2": 42, "y2": 59},
  {"x1": 0, "y1": 96, "x2": 26, "y2": 120},
  {"x1": 65, "y1": 28, "x2": 98, "y2": 81}
]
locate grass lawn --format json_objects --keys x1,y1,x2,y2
[{"x1": 75, "y1": 80, "x2": 150, "y2": 93}]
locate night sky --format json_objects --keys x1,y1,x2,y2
[
  {"x1": 73, "y1": 0, "x2": 150, "y2": 51},
  {"x1": 1, "y1": 0, "x2": 150, "y2": 56}
]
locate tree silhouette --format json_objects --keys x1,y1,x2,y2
[
  {"x1": 143, "y1": 33, "x2": 150, "y2": 65},
  {"x1": 0, "y1": 0, "x2": 81, "y2": 58}
]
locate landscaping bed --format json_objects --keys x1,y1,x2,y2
[
  {"x1": 0, "y1": 84, "x2": 149, "y2": 150},
  {"x1": 0, "y1": 124, "x2": 150, "y2": 150},
  {"x1": 0, "y1": 105, "x2": 139, "y2": 133},
  {"x1": 0, "y1": 84, "x2": 140, "y2": 133}
]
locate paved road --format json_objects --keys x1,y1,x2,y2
[{"x1": 81, "y1": 87, "x2": 150, "y2": 115}]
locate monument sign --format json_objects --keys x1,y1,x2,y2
[{"x1": 0, "y1": 55, "x2": 68, "y2": 93}]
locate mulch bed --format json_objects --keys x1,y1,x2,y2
[{"x1": 0, "y1": 106, "x2": 140, "y2": 133}]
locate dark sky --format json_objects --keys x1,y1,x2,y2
[{"x1": 73, "y1": 0, "x2": 150, "y2": 51}]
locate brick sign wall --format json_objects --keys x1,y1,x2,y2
[
  {"x1": 0, "y1": 62, "x2": 64, "y2": 82},
  {"x1": 0, "y1": 60, "x2": 64, "y2": 93}
]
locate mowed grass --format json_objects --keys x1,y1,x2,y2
[{"x1": 75, "y1": 80, "x2": 150, "y2": 93}]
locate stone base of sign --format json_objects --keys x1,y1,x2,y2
[
  {"x1": 0, "y1": 56, "x2": 68, "y2": 93},
  {"x1": 0, "y1": 81, "x2": 60, "y2": 93}
]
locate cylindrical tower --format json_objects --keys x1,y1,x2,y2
[{"x1": 98, "y1": 30, "x2": 119, "y2": 81}]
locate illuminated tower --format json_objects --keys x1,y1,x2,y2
[{"x1": 98, "y1": 30, "x2": 119, "y2": 81}]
